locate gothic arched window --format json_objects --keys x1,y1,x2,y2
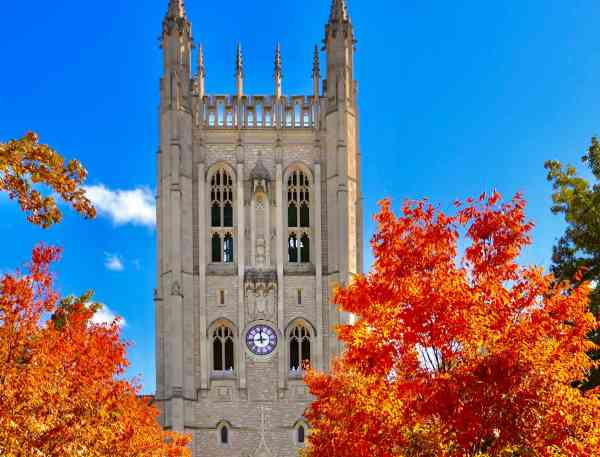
[
  {"x1": 287, "y1": 168, "x2": 311, "y2": 265},
  {"x1": 213, "y1": 325, "x2": 235, "y2": 374},
  {"x1": 211, "y1": 169, "x2": 234, "y2": 228},
  {"x1": 210, "y1": 168, "x2": 235, "y2": 264},
  {"x1": 217, "y1": 422, "x2": 231, "y2": 447},
  {"x1": 289, "y1": 323, "x2": 312, "y2": 375}
]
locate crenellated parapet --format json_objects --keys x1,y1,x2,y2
[{"x1": 197, "y1": 95, "x2": 320, "y2": 130}]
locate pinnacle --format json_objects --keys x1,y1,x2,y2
[
  {"x1": 274, "y1": 43, "x2": 282, "y2": 76},
  {"x1": 312, "y1": 45, "x2": 320, "y2": 77},
  {"x1": 167, "y1": 0, "x2": 186, "y2": 18},
  {"x1": 329, "y1": 0, "x2": 349, "y2": 22},
  {"x1": 197, "y1": 44, "x2": 205, "y2": 75},
  {"x1": 236, "y1": 43, "x2": 244, "y2": 76}
]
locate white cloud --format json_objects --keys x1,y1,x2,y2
[
  {"x1": 105, "y1": 253, "x2": 125, "y2": 272},
  {"x1": 90, "y1": 303, "x2": 126, "y2": 328},
  {"x1": 83, "y1": 184, "x2": 155, "y2": 227}
]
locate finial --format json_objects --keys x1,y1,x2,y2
[
  {"x1": 197, "y1": 43, "x2": 205, "y2": 76},
  {"x1": 312, "y1": 45, "x2": 320, "y2": 78},
  {"x1": 274, "y1": 43, "x2": 282, "y2": 77},
  {"x1": 236, "y1": 43, "x2": 244, "y2": 97},
  {"x1": 236, "y1": 43, "x2": 244, "y2": 77},
  {"x1": 167, "y1": 0, "x2": 186, "y2": 18},
  {"x1": 329, "y1": 0, "x2": 349, "y2": 22}
]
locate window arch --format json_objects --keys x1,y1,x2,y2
[
  {"x1": 212, "y1": 325, "x2": 235, "y2": 374},
  {"x1": 297, "y1": 425, "x2": 305, "y2": 443},
  {"x1": 220, "y1": 425, "x2": 229, "y2": 444},
  {"x1": 287, "y1": 167, "x2": 311, "y2": 264},
  {"x1": 216, "y1": 421, "x2": 232, "y2": 447},
  {"x1": 293, "y1": 420, "x2": 310, "y2": 447},
  {"x1": 289, "y1": 322, "x2": 312, "y2": 375}
]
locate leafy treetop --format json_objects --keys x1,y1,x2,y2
[
  {"x1": 0, "y1": 132, "x2": 95, "y2": 228},
  {"x1": 303, "y1": 192, "x2": 600, "y2": 457}
]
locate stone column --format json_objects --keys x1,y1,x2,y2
[
  {"x1": 314, "y1": 162, "x2": 324, "y2": 371},
  {"x1": 265, "y1": 188, "x2": 272, "y2": 266},
  {"x1": 275, "y1": 162, "x2": 285, "y2": 391},
  {"x1": 237, "y1": 161, "x2": 247, "y2": 390},
  {"x1": 169, "y1": 143, "x2": 184, "y2": 431},
  {"x1": 250, "y1": 196, "x2": 256, "y2": 266},
  {"x1": 198, "y1": 162, "x2": 208, "y2": 390}
]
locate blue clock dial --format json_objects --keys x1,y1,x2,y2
[{"x1": 246, "y1": 325, "x2": 278, "y2": 355}]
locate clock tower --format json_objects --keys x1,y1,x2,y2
[{"x1": 154, "y1": 0, "x2": 362, "y2": 455}]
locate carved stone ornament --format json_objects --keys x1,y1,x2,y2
[
  {"x1": 171, "y1": 281, "x2": 183, "y2": 297},
  {"x1": 245, "y1": 269, "x2": 277, "y2": 321}
]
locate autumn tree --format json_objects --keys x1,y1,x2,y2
[
  {"x1": 0, "y1": 133, "x2": 191, "y2": 456},
  {"x1": 303, "y1": 193, "x2": 600, "y2": 457},
  {"x1": 0, "y1": 132, "x2": 95, "y2": 227},
  {"x1": 545, "y1": 136, "x2": 600, "y2": 390}
]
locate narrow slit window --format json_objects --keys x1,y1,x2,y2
[
  {"x1": 220, "y1": 426, "x2": 229, "y2": 444},
  {"x1": 297, "y1": 289, "x2": 302, "y2": 305},
  {"x1": 298, "y1": 425, "x2": 305, "y2": 444},
  {"x1": 219, "y1": 290, "x2": 225, "y2": 305}
]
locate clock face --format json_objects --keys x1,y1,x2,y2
[{"x1": 246, "y1": 325, "x2": 278, "y2": 356}]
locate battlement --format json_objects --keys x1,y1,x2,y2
[{"x1": 197, "y1": 95, "x2": 320, "y2": 129}]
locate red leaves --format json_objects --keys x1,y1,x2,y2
[
  {"x1": 303, "y1": 193, "x2": 600, "y2": 457},
  {"x1": 0, "y1": 246, "x2": 191, "y2": 456}
]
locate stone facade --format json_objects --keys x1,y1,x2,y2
[{"x1": 155, "y1": 1, "x2": 362, "y2": 455}]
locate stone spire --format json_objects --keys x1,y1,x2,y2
[
  {"x1": 195, "y1": 44, "x2": 205, "y2": 97},
  {"x1": 274, "y1": 43, "x2": 282, "y2": 99},
  {"x1": 235, "y1": 43, "x2": 244, "y2": 97},
  {"x1": 324, "y1": 0, "x2": 355, "y2": 103},
  {"x1": 166, "y1": 0, "x2": 186, "y2": 18},
  {"x1": 312, "y1": 45, "x2": 320, "y2": 98},
  {"x1": 329, "y1": 0, "x2": 349, "y2": 23}
]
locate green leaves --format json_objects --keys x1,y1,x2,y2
[{"x1": 545, "y1": 136, "x2": 600, "y2": 391}]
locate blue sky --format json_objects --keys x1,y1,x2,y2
[{"x1": 1, "y1": 0, "x2": 599, "y2": 393}]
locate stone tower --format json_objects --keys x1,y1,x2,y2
[{"x1": 155, "y1": 0, "x2": 362, "y2": 455}]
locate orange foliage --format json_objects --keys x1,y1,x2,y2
[
  {"x1": 303, "y1": 193, "x2": 600, "y2": 457},
  {"x1": 0, "y1": 248, "x2": 191, "y2": 456},
  {"x1": 0, "y1": 132, "x2": 95, "y2": 228}
]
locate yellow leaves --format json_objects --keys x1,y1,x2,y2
[{"x1": 0, "y1": 132, "x2": 95, "y2": 228}]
